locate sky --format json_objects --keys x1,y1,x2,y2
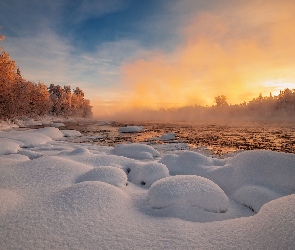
[{"x1": 1, "y1": 0, "x2": 295, "y2": 117}]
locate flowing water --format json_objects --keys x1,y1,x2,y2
[{"x1": 61, "y1": 120, "x2": 295, "y2": 156}]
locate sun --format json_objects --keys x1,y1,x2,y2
[{"x1": 262, "y1": 79, "x2": 295, "y2": 96}]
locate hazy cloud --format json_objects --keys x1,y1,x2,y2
[{"x1": 108, "y1": 0, "x2": 295, "y2": 112}]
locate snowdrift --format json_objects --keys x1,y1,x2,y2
[{"x1": 0, "y1": 126, "x2": 294, "y2": 249}]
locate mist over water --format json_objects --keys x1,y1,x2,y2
[
  {"x1": 92, "y1": 0, "x2": 295, "y2": 113},
  {"x1": 95, "y1": 94, "x2": 295, "y2": 124}
]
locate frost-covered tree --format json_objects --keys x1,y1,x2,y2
[
  {"x1": 214, "y1": 95, "x2": 228, "y2": 108},
  {"x1": 0, "y1": 28, "x2": 92, "y2": 119},
  {"x1": 0, "y1": 48, "x2": 20, "y2": 118}
]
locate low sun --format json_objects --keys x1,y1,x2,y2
[{"x1": 262, "y1": 79, "x2": 295, "y2": 96}]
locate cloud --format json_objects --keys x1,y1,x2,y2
[
  {"x1": 78, "y1": 0, "x2": 128, "y2": 21},
  {"x1": 2, "y1": 27, "x2": 145, "y2": 115},
  {"x1": 108, "y1": 0, "x2": 295, "y2": 112},
  {"x1": 0, "y1": 0, "x2": 64, "y2": 36}
]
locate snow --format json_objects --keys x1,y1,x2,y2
[
  {"x1": 126, "y1": 162, "x2": 169, "y2": 188},
  {"x1": 0, "y1": 120, "x2": 18, "y2": 130},
  {"x1": 0, "y1": 138, "x2": 20, "y2": 155},
  {"x1": 148, "y1": 175, "x2": 229, "y2": 213},
  {"x1": 113, "y1": 143, "x2": 160, "y2": 159},
  {"x1": 149, "y1": 132, "x2": 176, "y2": 141},
  {"x1": 0, "y1": 125, "x2": 295, "y2": 249},
  {"x1": 50, "y1": 122, "x2": 65, "y2": 127},
  {"x1": 97, "y1": 121, "x2": 111, "y2": 125},
  {"x1": 76, "y1": 166, "x2": 128, "y2": 187},
  {"x1": 31, "y1": 127, "x2": 64, "y2": 140},
  {"x1": 14, "y1": 118, "x2": 43, "y2": 127},
  {"x1": 160, "y1": 150, "x2": 221, "y2": 176},
  {"x1": 61, "y1": 129, "x2": 82, "y2": 137},
  {"x1": 210, "y1": 150, "x2": 295, "y2": 195},
  {"x1": 118, "y1": 125, "x2": 144, "y2": 133},
  {"x1": 0, "y1": 130, "x2": 52, "y2": 147},
  {"x1": 232, "y1": 185, "x2": 283, "y2": 212}
]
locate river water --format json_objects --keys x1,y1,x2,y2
[{"x1": 61, "y1": 120, "x2": 295, "y2": 156}]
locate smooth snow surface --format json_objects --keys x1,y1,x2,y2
[{"x1": 0, "y1": 125, "x2": 295, "y2": 249}]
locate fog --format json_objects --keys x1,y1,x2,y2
[
  {"x1": 93, "y1": 0, "x2": 295, "y2": 120},
  {"x1": 94, "y1": 89, "x2": 295, "y2": 124}
]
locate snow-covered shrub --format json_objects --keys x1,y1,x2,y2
[
  {"x1": 148, "y1": 175, "x2": 229, "y2": 213},
  {"x1": 125, "y1": 162, "x2": 169, "y2": 188},
  {"x1": 76, "y1": 166, "x2": 127, "y2": 187},
  {"x1": 32, "y1": 127, "x2": 64, "y2": 140},
  {"x1": 159, "y1": 151, "x2": 214, "y2": 176},
  {"x1": 113, "y1": 143, "x2": 160, "y2": 159},
  {"x1": 224, "y1": 150, "x2": 295, "y2": 194}
]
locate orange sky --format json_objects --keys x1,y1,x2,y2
[{"x1": 93, "y1": 0, "x2": 295, "y2": 116}]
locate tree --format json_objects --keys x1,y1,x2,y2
[
  {"x1": 214, "y1": 95, "x2": 228, "y2": 107},
  {"x1": 0, "y1": 28, "x2": 92, "y2": 119}
]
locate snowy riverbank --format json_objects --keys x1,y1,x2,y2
[{"x1": 0, "y1": 123, "x2": 294, "y2": 249}]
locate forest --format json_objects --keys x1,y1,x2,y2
[
  {"x1": 1, "y1": 32, "x2": 295, "y2": 122},
  {"x1": 135, "y1": 90, "x2": 295, "y2": 122},
  {"x1": 0, "y1": 39, "x2": 92, "y2": 120}
]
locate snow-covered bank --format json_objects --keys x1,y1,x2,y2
[{"x1": 0, "y1": 126, "x2": 294, "y2": 249}]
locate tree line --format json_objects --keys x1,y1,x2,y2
[
  {"x1": 0, "y1": 40, "x2": 92, "y2": 119},
  {"x1": 122, "y1": 90, "x2": 295, "y2": 122}
]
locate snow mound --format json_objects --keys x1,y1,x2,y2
[
  {"x1": 32, "y1": 127, "x2": 64, "y2": 140},
  {"x1": 118, "y1": 126, "x2": 143, "y2": 133},
  {"x1": 1, "y1": 156, "x2": 91, "y2": 193},
  {"x1": 0, "y1": 138, "x2": 20, "y2": 155},
  {"x1": 113, "y1": 143, "x2": 160, "y2": 159},
  {"x1": 53, "y1": 181, "x2": 129, "y2": 214},
  {"x1": 59, "y1": 147, "x2": 90, "y2": 156},
  {"x1": 18, "y1": 149, "x2": 43, "y2": 159},
  {"x1": 159, "y1": 132, "x2": 176, "y2": 140},
  {"x1": 59, "y1": 152, "x2": 136, "y2": 170},
  {"x1": 0, "y1": 131, "x2": 52, "y2": 147},
  {"x1": 160, "y1": 151, "x2": 214, "y2": 176},
  {"x1": 14, "y1": 118, "x2": 42, "y2": 127},
  {"x1": 76, "y1": 166, "x2": 127, "y2": 187},
  {"x1": 232, "y1": 185, "x2": 283, "y2": 212},
  {"x1": 149, "y1": 132, "x2": 176, "y2": 141},
  {"x1": 61, "y1": 130, "x2": 82, "y2": 137},
  {"x1": 125, "y1": 162, "x2": 169, "y2": 188},
  {"x1": 0, "y1": 154, "x2": 29, "y2": 167},
  {"x1": 225, "y1": 150, "x2": 295, "y2": 194},
  {"x1": 247, "y1": 194, "x2": 295, "y2": 249},
  {"x1": 50, "y1": 123, "x2": 65, "y2": 127},
  {"x1": 148, "y1": 175, "x2": 229, "y2": 213},
  {"x1": 98, "y1": 121, "x2": 111, "y2": 125}
]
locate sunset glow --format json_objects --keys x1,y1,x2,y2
[
  {"x1": 114, "y1": 1, "x2": 295, "y2": 111},
  {"x1": 1, "y1": 0, "x2": 295, "y2": 117},
  {"x1": 262, "y1": 80, "x2": 295, "y2": 96}
]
